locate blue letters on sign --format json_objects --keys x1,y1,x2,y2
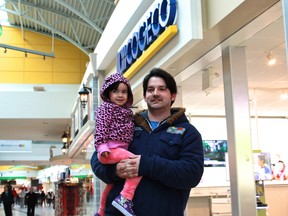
[{"x1": 116, "y1": 0, "x2": 177, "y2": 74}]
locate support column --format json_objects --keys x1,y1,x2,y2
[
  {"x1": 282, "y1": 0, "x2": 288, "y2": 66},
  {"x1": 91, "y1": 70, "x2": 105, "y2": 213},
  {"x1": 222, "y1": 46, "x2": 257, "y2": 216}
]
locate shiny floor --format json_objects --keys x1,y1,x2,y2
[
  {"x1": 0, "y1": 204, "x2": 55, "y2": 216},
  {"x1": 0, "y1": 202, "x2": 95, "y2": 216}
]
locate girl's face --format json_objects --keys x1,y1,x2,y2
[{"x1": 109, "y1": 82, "x2": 129, "y2": 107}]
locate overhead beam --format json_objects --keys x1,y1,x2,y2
[
  {"x1": 0, "y1": 43, "x2": 55, "y2": 58},
  {"x1": 1, "y1": 7, "x2": 90, "y2": 55},
  {"x1": 54, "y1": 0, "x2": 103, "y2": 34},
  {"x1": 8, "y1": 0, "x2": 94, "y2": 30}
]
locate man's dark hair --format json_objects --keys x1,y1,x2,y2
[{"x1": 143, "y1": 67, "x2": 177, "y2": 97}]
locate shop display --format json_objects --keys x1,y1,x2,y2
[
  {"x1": 203, "y1": 140, "x2": 228, "y2": 167},
  {"x1": 54, "y1": 181, "x2": 85, "y2": 216},
  {"x1": 255, "y1": 180, "x2": 268, "y2": 216},
  {"x1": 253, "y1": 152, "x2": 273, "y2": 181}
]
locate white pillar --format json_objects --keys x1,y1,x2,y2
[{"x1": 222, "y1": 46, "x2": 257, "y2": 216}]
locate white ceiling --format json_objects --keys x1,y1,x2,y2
[{"x1": 173, "y1": 6, "x2": 288, "y2": 118}]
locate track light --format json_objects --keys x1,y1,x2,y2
[
  {"x1": 4, "y1": 48, "x2": 7, "y2": 53},
  {"x1": 280, "y1": 93, "x2": 288, "y2": 100},
  {"x1": 280, "y1": 89, "x2": 288, "y2": 100},
  {"x1": 266, "y1": 52, "x2": 276, "y2": 66}
]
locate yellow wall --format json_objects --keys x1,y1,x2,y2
[{"x1": 0, "y1": 26, "x2": 88, "y2": 84}]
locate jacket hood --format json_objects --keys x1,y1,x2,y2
[{"x1": 100, "y1": 72, "x2": 133, "y2": 107}]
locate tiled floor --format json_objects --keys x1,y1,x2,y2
[
  {"x1": 0, "y1": 202, "x2": 96, "y2": 216},
  {"x1": 0, "y1": 204, "x2": 55, "y2": 216}
]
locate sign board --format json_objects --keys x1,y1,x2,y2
[{"x1": 0, "y1": 140, "x2": 32, "y2": 152}]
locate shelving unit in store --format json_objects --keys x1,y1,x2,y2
[
  {"x1": 256, "y1": 181, "x2": 268, "y2": 216},
  {"x1": 54, "y1": 181, "x2": 85, "y2": 216}
]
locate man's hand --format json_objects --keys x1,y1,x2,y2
[{"x1": 116, "y1": 155, "x2": 140, "y2": 179}]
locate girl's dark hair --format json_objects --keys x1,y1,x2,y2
[
  {"x1": 103, "y1": 81, "x2": 132, "y2": 101},
  {"x1": 143, "y1": 67, "x2": 177, "y2": 96}
]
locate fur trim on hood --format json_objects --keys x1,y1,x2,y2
[{"x1": 134, "y1": 108, "x2": 186, "y2": 132}]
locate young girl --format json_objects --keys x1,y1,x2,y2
[{"x1": 94, "y1": 72, "x2": 141, "y2": 216}]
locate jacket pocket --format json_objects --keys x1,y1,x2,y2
[
  {"x1": 157, "y1": 134, "x2": 183, "y2": 159},
  {"x1": 160, "y1": 133, "x2": 182, "y2": 146}
]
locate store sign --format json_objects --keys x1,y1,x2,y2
[
  {"x1": 0, "y1": 140, "x2": 32, "y2": 152},
  {"x1": 116, "y1": 0, "x2": 177, "y2": 74}
]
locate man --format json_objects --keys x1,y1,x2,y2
[
  {"x1": 25, "y1": 187, "x2": 38, "y2": 216},
  {"x1": 91, "y1": 68, "x2": 204, "y2": 216},
  {"x1": 1, "y1": 185, "x2": 14, "y2": 216}
]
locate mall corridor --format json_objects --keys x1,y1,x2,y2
[{"x1": 0, "y1": 200, "x2": 95, "y2": 216}]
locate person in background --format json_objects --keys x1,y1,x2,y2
[
  {"x1": 1, "y1": 185, "x2": 14, "y2": 216},
  {"x1": 273, "y1": 160, "x2": 287, "y2": 180},
  {"x1": 19, "y1": 189, "x2": 26, "y2": 208},
  {"x1": 256, "y1": 154, "x2": 273, "y2": 180},
  {"x1": 91, "y1": 68, "x2": 204, "y2": 216},
  {"x1": 46, "y1": 191, "x2": 52, "y2": 207},
  {"x1": 25, "y1": 187, "x2": 38, "y2": 216},
  {"x1": 6, "y1": 182, "x2": 12, "y2": 191},
  {"x1": 93, "y1": 72, "x2": 140, "y2": 216},
  {"x1": 51, "y1": 192, "x2": 55, "y2": 209},
  {"x1": 40, "y1": 190, "x2": 46, "y2": 207},
  {"x1": 86, "y1": 189, "x2": 91, "y2": 203},
  {"x1": 11, "y1": 188, "x2": 17, "y2": 205}
]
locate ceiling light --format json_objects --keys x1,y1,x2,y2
[
  {"x1": 266, "y1": 52, "x2": 276, "y2": 66},
  {"x1": 61, "y1": 143, "x2": 67, "y2": 155},
  {"x1": 61, "y1": 131, "x2": 68, "y2": 143},
  {"x1": 280, "y1": 92, "x2": 288, "y2": 100}
]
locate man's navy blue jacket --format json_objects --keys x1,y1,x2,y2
[{"x1": 91, "y1": 108, "x2": 204, "y2": 216}]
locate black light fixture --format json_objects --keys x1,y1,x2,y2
[
  {"x1": 78, "y1": 84, "x2": 92, "y2": 108},
  {"x1": 61, "y1": 131, "x2": 68, "y2": 143},
  {"x1": 61, "y1": 131, "x2": 69, "y2": 155},
  {"x1": 61, "y1": 143, "x2": 67, "y2": 155}
]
